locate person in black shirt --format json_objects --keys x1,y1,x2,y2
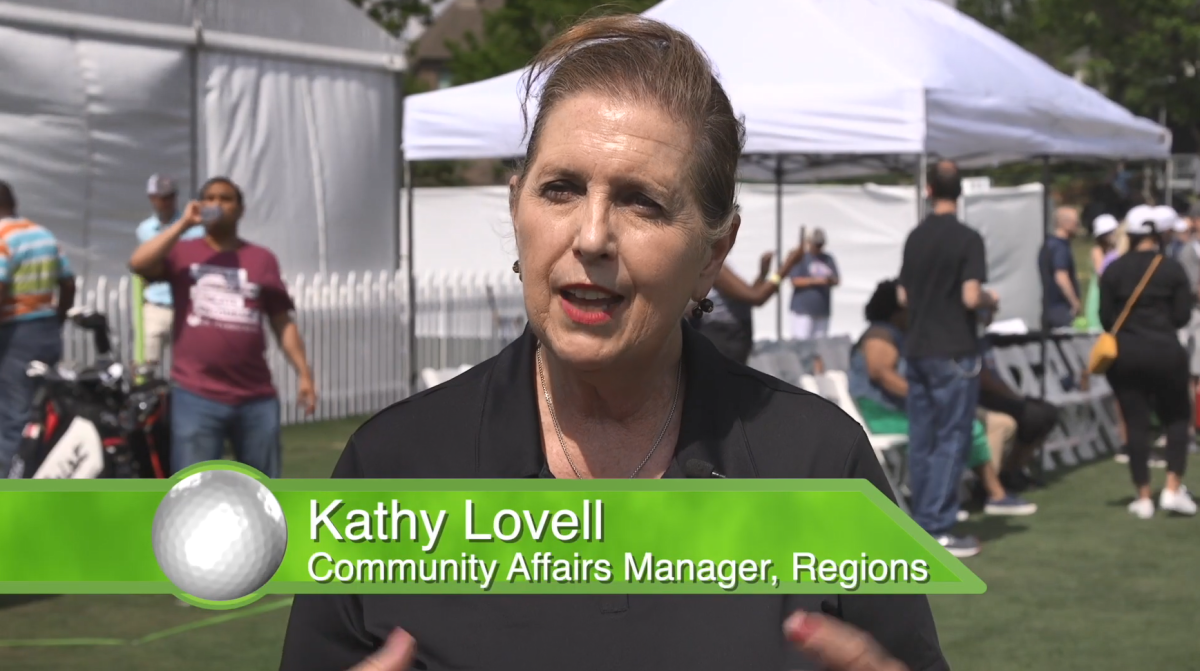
[
  {"x1": 279, "y1": 14, "x2": 947, "y2": 671},
  {"x1": 1038, "y1": 206, "x2": 1082, "y2": 329},
  {"x1": 1100, "y1": 205, "x2": 1197, "y2": 519},
  {"x1": 897, "y1": 160, "x2": 998, "y2": 558}
]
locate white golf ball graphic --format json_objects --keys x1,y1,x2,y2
[{"x1": 152, "y1": 469, "x2": 288, "y2": 601}]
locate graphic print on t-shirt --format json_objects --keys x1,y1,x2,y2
[
  {"x1": 807, "y1": 259, "x2": 834, "y2": 279},
  {"x1": 185, "y1": 263, "x2": 263, "y2": 332}
]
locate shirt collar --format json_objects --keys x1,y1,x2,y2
[{"x1": 475, "y1": 321, "x2": 755, "y2": 480}]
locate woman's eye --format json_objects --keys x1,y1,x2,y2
[
  {"x1": 541, "y1": 181, "x2": 578, "y2": 202},
  {"x1": 628, "y1": 193, "x2": 663, "y2": 214}
]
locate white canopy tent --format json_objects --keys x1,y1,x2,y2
[
  {"x1": 402, "y1": 0, "x2": 1170, "y2": 347},
  {"x1": 0, "y1": 0, "x2": 422, "y2": 278},
  {"x1": 404, "y1": 0, "x2": 1170, "y2": 165}
]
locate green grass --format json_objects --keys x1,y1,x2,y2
[{"x1": 2, "y1": 419, "x2": 1197, "y2": 670}]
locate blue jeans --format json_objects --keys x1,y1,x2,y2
[
  {"x1": 905, "y1": 355, "x2": 981, "y2": 536},
  {"x1": 0, "y1": 318, "x2": 63, "y2": 477},
  {"x1": 170, "y1": 387, "x2": 282, "y2": 478}
]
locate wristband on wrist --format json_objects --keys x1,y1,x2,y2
[{"x1": 767, "y1": 273, "x2": 782, "y2": 286}]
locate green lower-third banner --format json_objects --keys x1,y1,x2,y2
[{"x1": 0, "y1": 461, "x2": 984, "y2": 609}]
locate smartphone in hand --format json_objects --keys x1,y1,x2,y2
[{"x1": 200, "y1": 205, "x2": 222, "y2": 226}]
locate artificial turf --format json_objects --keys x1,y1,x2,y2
[{"x1": 1, "y1": 417, "x2": 1195, "y2": 671}]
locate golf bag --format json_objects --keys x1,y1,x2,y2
[{"x1": 7, "y1": 309, "x2": 171, "y2": 480}]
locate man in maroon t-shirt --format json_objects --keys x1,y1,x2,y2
[{"x1": 130, "y1": 177, "x2": 316, "y2": 478}]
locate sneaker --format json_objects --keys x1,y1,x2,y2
[
  {"x1": 1149, "y1": 456, "x2": 1168, "y2": 469},
  {"x1": 1114, "y1": 451, "x2": 1130, "y2": 464},
  {"x1": 1127, "y1": 498, "x2": 1155, "y2": 519},
  {"x1": 985, "y1": 496, "x2": 1038, "y2": 516},
  {"x1": 1159, "y1": 486, "x2": 1198, "y2": 516},
  {"x1": 936, "y1": 534, "x2": 982, "y2": 558},
  {"x1": 956, "y1": 510, "x2": 970, "y2": 522}
]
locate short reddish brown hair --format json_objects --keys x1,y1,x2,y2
[{"x1": 520, "y1": 14, "x2": 745, "y2": 242}]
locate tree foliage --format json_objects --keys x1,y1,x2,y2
[
  {"x1": 347, "y1": 0, "x2": 443, "y2": 37},
  {"x1": 446, "y1": 0, "x2": 659, "y2": 85},
  {"x1": 959, "y1": 0, "x2": 1200, "y2": 150}
]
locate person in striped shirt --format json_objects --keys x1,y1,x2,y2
[{"x1": 0, "y1": 180, "x2": 75, "y2": 477}]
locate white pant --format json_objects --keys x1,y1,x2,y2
[
  {"x1": 142, "y1": 302, "x2": 174, "y2": 363},
  {"x1": 791, "y1": 314, "x2": 830, "y2": 340}
]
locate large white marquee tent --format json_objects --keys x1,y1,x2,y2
[
  {"x1": 403, "y1": 0, "x2": 1170, "y2": 337},
  {"x1": 0, "y1": 0, "x2": 418, "y2": 278},
  {"x1": 404, "y1": 0, "x2": 1170, "y2": 167}
]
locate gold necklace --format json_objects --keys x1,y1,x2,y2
[{"x1": 535, "y1": 344, "x2": 682, "y2": 479}]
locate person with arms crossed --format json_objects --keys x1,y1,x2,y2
[
  {"x1": 898, "y1": 160, "x2": 998, "y2": 558},
  {"x1": 129, "y1": 177, "x2": 316, "y2": 478},
  {"x1": 280, "y1": 15, "x2": 946, "y2": 671},
  {"x1": 789, "y1": 227, "x2": 838, "y2": 340},
  {"x1": 0, "y1": 180, "x2": 75, "y2": 477},
  {"x1": 1039, "y1": 206, "x2": 1082, "y2": 330},
  {"x1": 136, "y1": 174, "x2": 204, "y2": 365}
]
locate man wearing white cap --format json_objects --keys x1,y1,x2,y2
[
  {"x1": 135, "y1": 175, "x2": 203, "y2": 365},
  {"x1": 1153, "y1": 205, "x2": 1184, "y2": 259}
]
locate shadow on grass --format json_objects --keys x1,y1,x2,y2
[
  {"x1": 0, "y1": 595, "x2": 58, "y2": 611},
  {"x1": 956, "y1": 515, "x2": 1030, "y2": 543}
]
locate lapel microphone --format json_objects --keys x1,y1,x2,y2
[{"x1": 684, "y1": 459, "x2": 726, "y2": 479}]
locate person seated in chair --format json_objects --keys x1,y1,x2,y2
[
  {"x1": 976, "y1": 333, "x2": 1061, "y2": 493},
  {"x1": 848, "y1": 279, "x2": 1037, "y2": 516}
]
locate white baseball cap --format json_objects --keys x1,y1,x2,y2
[
  {"x1": 1152, "y1": 205, "x2": 1180, "y2": 233},
  {"x1": 1125, "y1": 205, "x2": 1156, "y2": 235},
  {"x1": 146, "y1": 174, "x2": 177, "y2": 197},
  {"x1": 1092, "y1": 214, "x2": 1119, "y2": 238}
]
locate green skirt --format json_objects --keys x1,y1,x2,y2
[
  {"x1": 855, "y1": 396, "x2": 991, "y2": 469},
  {"x1": 1083, "y1": 273, "x2": 1102, "y2": 332}
]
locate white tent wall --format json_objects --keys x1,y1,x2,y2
[
  {"x1": 0, "y1": 25, "x2": 191, "y2": 278},
  {"x1": 960, "y1": 184, "x2": 1046, "y2": 331},
  {"x1": 199, "y1": 52, "x2": 398, "y2": 275},
  {"x1": 402, "y1": 183, "x2": 1047, "y2": 342},
  {"x1": 733, "y1": 184, "x2": 918, "y2": 341}
]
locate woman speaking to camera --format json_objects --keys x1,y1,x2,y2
[{"x1": 279, "y1": 15, "x2": 945, "y2": 671}]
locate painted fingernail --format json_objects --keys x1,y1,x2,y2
[{"x1": 786, "y1": 612, "x2": 821, "y2": 643}]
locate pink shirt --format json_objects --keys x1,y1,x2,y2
[{"x1": 164, "y1": 239, "x2": 294, "y2": 405}]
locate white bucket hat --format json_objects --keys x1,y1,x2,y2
[
  {"x1": 1092, "y1": 213, "x2": 1119, "y2": 238},
  {"x1": 1125, "y1": 204, "x2": 1156, "y2": 235}
]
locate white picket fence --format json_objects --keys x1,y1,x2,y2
[{"x1": 63, "y1": 271, "x2": 528, "y2": 426}]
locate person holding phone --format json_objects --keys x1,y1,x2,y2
[
  {"x1": 135, "y1": 174, "x2": 204, "y2": 366},
  {"x1": 128, "y1": 177, "x2": 317, "y2": 478}
]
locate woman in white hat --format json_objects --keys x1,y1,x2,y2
[
  {"x1": 1099, "y1": 204, "x2": 1196, "y2": 518},
  {"x1": 1085, "y1": 213, "x2": 1122, "y2": 332}
]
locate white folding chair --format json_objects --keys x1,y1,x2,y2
[
  {"x1": 418, "y1": 364, "x2": 472, "y2": 391},
  {"x1": 815, "y1": 370, "x2": 910, "y2": 512},
  {"x1": 798, "y1": 374, "x2": 820, "y2": 394}
]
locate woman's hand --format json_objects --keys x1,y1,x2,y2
[
  {"x1": 350, "y1": 629, "x2": 416, "y2": 671},
  {"x1": 784, "y1": 611, "x2": 908, "y2": 671},
  {"x1": 759, "y1": 251, "x2": 775, "y2": 280}
]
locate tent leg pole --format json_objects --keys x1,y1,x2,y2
[
  {"x1": 915, "y1": 154, "x2": 927, "y2": 221},
  {"x1": 775, "y1": 155, "x2": 784, "y2": 341},
  {"x1": 1165, "y1": 157, "x2": 1175, "y2": 208},
  {"x1": 406, "y1": 163, "x2": 417, "y2": 396},
  {"x1": 395, "y1": 71, "x2": 405, "y2": 273},
  {"x1": 1038, "y1": 155, "x2": 1051, "y2": 479}
]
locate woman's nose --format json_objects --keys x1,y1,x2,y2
[{"x1": 574, "y1": 197, "x2": 614, "y2": 260}]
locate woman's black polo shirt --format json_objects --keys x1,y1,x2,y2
[{"x1": 279, "y1": 325, "x2": 949, "y2": 671}]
